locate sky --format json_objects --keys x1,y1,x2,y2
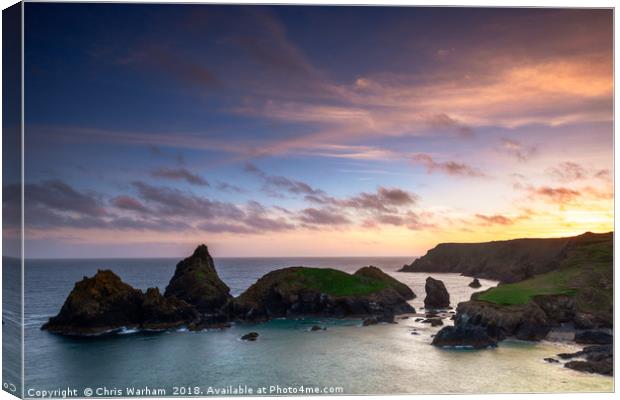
[{"x1": 9, "y1": 4, "x2": 613, "y2": 258}]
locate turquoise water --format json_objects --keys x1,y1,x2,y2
[{"x1": 3, "y1": 257, "x2": 613, "y2": 396}]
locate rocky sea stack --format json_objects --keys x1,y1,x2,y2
[
  {"x1": 424, "y1": 277, "x2": 450, "y2": 309},
  {"x1": 43, "y1": 246, "x2": 417, "y2": 335},
  {"x1": 42, "y1": 270, "x2": 199, "y2": 335},
  {"x1": 164, "y1": 244, "x2": 232, "y2": 313},
  {"x1": 231, "y1": 266, "x2": 415, "y2": 322}
]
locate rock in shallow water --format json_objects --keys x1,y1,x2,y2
[
  {"x1": 431, "y1": 325, "x2": 497, "y2": 349},
  {"x1": 41, "y1": 270, "x2": 200, "y2": 335},
  {"x1": 468, "y1": 278, "x2": 481, "y2": 288},
  {"x1": 557, "y1": 344, "x2": 613, "y2": 376},
  {"x1": 241, "y1": 332, "x2": 259, "y2": 341},
  {"x1": 424, "y1": 277, "x2": 450, "y2": 309}
]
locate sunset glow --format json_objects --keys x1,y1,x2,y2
[{"x1": 13, "y1": 5, "x2": 613, "y2": 258}]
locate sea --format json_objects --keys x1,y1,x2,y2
[{"x1": 2, "y1": 257, "x2": 613, "y2": 397}]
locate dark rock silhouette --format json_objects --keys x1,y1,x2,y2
[
  {"x1": 432, "y1": 325, "x2": 497, "y2": 349},
  {"x1": 42, "y1": 270, "x2": 199, "y2": 335},
  {"x1": 241, "y1": 332, "x2": 259, "y2": 341},
  {"x1": 165, "y1": 244, "x2": 232, "y2": 313},
  {"x1": 424, "y1": 277, "x2": 450, "y2": 309},
  {"x1": 560, "y1": 345, "x2": 613, "y2": 376},
  {"x1": 468, "y1": 278, "x2": 481, "y2": 288},
  {"x1": 231, "y1": 266, "x2": 414, "y2": 322}
]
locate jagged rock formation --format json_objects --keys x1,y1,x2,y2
[
  {"x1": 424, "y1": 277, "x2": 450, "y2": 309},
  {"x1": 43, "y1": 249, "x2": 417, "y2": 335},
  {"x1": 230, "y1": 266, "x2": 415, "y2": 322},
  {"x1": 400, "y1": 232, "x2": 611, "y2": 283},
  {"x1": 42, "y1": 270, "x2": 199, "y2": 335},
  {"x1": 164, "y1": 244, "x2": 231, "y2": 313}
]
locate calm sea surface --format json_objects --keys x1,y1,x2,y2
[{"x1": 3, "y1": 257, "x2": 613, "y2": 396}]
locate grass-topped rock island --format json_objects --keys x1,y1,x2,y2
[{"x1": 42, "y1": 245, "x2": 416, "y2": 335}]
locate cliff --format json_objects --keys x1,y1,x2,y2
[{"x1": 400, "y1": 232, "x2": 612, "y2": 283}]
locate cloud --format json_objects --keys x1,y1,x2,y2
[
  {"x1": 132, "y1": 181, "x2": 243, "y2": 219},
  {"x1": 500, "y1": 138, "x2": 537, "y2": 161},
  {"x1": 528, "y1": 186, "x2": 581, "y2": 204},
  {"x1": 339, "y1": 187, "x2": 418, "y2": 213},
  {"x1": 547, "y1": 161, "x2": 612, "y2": 183},
  {"x1": 475, "y1": 213, "x2": 514, "y2": 226},
  {"x1": 118, "y1": 44, "x2": 219, "y2": 89},
  {"x1": 216, "y1": 181, "x2": 246, "y2": 193},
  {"x1": 411, "y1": 153, "x2": 485, "y2": 177},
  {"x1": 23, "y1": 180, "x2": 108, "y2": 217},
  {"x1": 298, "y1": 207, "x2": 351, "y2": 226},
  {"x1": 112, "y1": 196, "x2": 150, "y2": 213},
  {"x1": 244, "y1": 162, "x2": 327, "y2": 198},
  {"x1": 151, "y1": 167, "x2": 209, "y2": 186}
]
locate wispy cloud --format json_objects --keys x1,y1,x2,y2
[
  {"x1": 411, "y1": 153, "x2": 485, "y2": 177},
  {"x1": 151, "y1": 167, "x2": 209, "y2": 186}
]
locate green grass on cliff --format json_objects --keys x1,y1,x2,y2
[
  {"x1": 475, "y1": 233, "x2": 612, "y2": 309},
  {"x1": 295, "y1": 268, "x2": 387, "y2": 296}
]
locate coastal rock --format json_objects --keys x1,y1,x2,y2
[
  {"x1": 42, "y1": 270, "x2": 144, "y2": 335},
  {"x1": 241, "y1": 332, "x2": 259, "y2": 341},
  {"x1": 164, "y1": 244, "x2": 232, "y2": 313},
  {"x1": 544, "y1": 358, "x2": 559, "y2": 363},
  {"x1": 354, "y1": 266, "x2": 416, "y2": 300},
  {"x1": 453, "y1": 300, "x2": 551, "y2": 341},
  {"x1": 565, "y1": 360, "x2": 613, "y2": 376},
  {"x1": 141, "y1": 288, "x2": 200, "y2": 330},
  {"x1": 468, "y1": 278, "x2": 481, "y2": 288},
  {"x1": 424, "y1": 277, "x2": 450, "y2": 309},
  {"x1": 575, "y1": 330, "x2": 613, "y2": 345},
  {"x1": 432, "y1": 325, "x2": 497, "y2": 349},
  {"x1": 562, "y1": 345, "x2": 614, "y2": 376},
  {"x1": 42, "y1": 270, "x2": 199, "y2": 335},
  {"x1": 532, "y1": 295, "x2": 575, "y2": 324},
  {"x1": 232, "y1": 267, "x2": 415, "y2": 322},
  {"x1": 310, "y1": 325, "x2": 325, "y2": 331}
]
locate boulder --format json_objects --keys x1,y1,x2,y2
[
  {"x1": 565, "y1": 360, "x2": 612, "y2": 376},
  {"x1": 468, "y1": 278, "x2": 481, "y2": 288},
  {"x1": 165, "y1": 244, "x2": 231, "y2": 313},
  {"x1": 432, "y1": 325, "x2": 497, "y2": 349},
  {"x1": 309, "y1": 325, "x2": 325, "y2": 331},
  {"x1": 241, "y1": 332, "x2": 259, "y2": 341},
  {"x1": 424, "y1": 277, "x2": 450, "y2": 309},
  {"x1": 575, "y1": 330, "x2": 613, "y2": 345}
]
